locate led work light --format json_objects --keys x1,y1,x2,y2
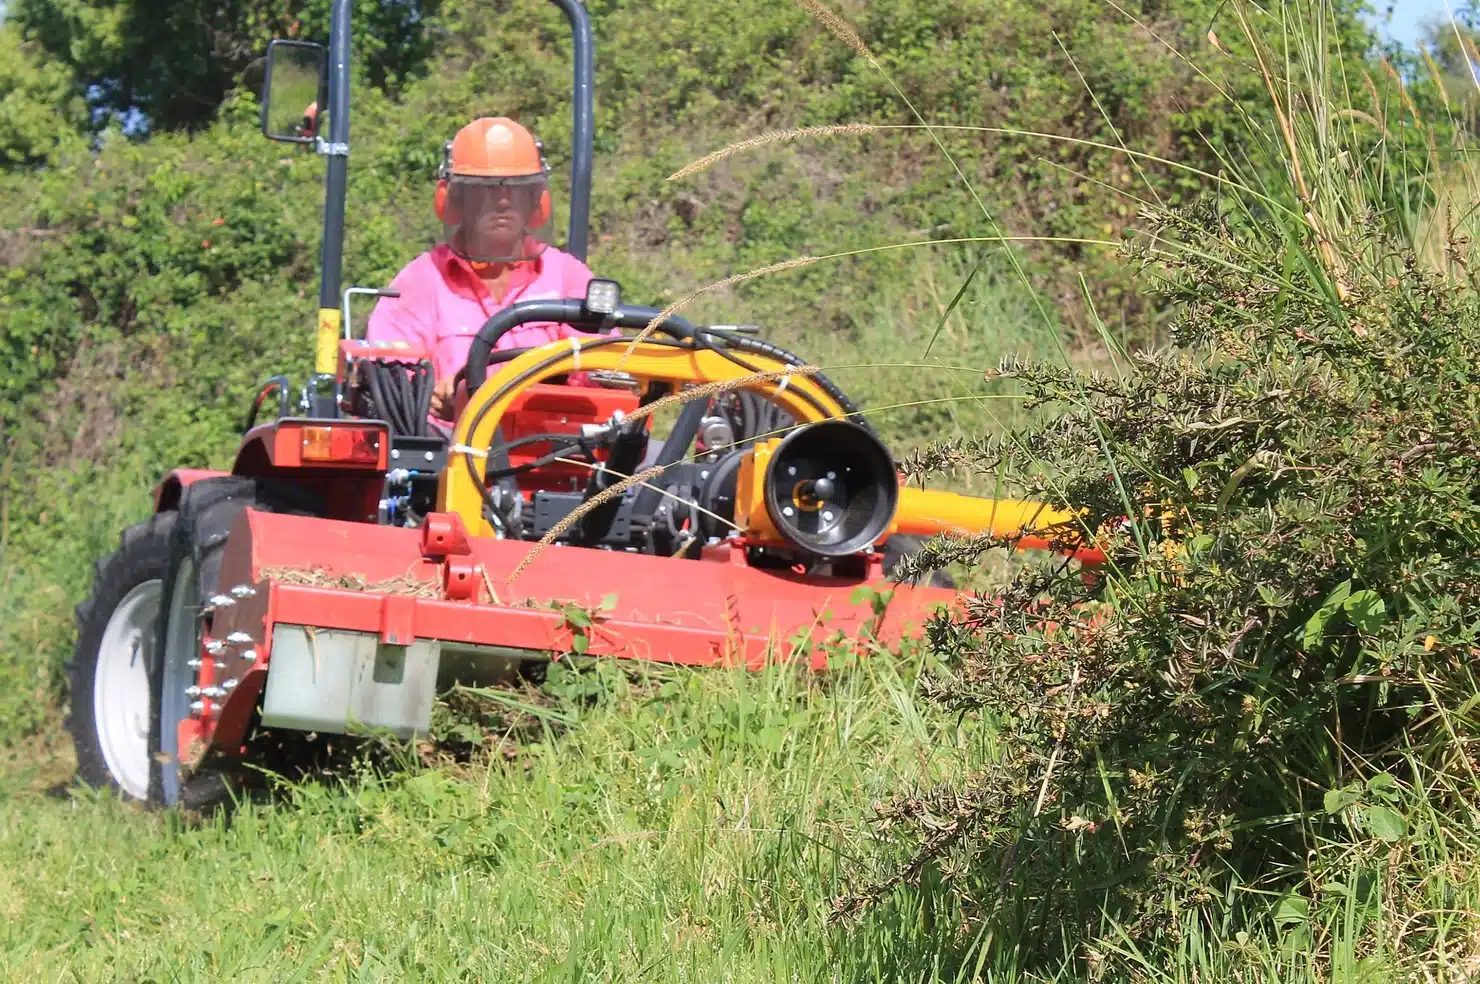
[{"x1": 584, "y1": 279, "x2": 621, "y2": 315}]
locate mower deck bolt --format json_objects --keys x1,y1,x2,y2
[
  {"x1": 822, "y1": 511, "x2": 835, "y2": 523},
  {"x1": 189, "y1": 700, "x2": 219, "y2": 715},
  {"x1": 240, "y1": 648, "x2": 258, "y2": 662},
  {"x1": 222, "y1": 679, "x2": 238, "y2": 691},
  {"x1": 787, "y1": 466, "x2": 797, "y2": 476},
  {"x1": 391, "y1": 449, "x2": 400, "y2": 460},
  {"x1": 206, "y1": 594, "x2": 235, "y2": 611},
  {"x1": 202, "y1": 686, "x2": 226, "y2": 699},
  {"x1": 187, "y1": 658, "x2": 201, "y2": 670},
  {"x1": 424, "y1": 451, "x2": 435, "y2": 462},
  {"x1": 204, "y1": 639, "x2": 227, "y2": 656},
  {"x1": 185, "y1": 686, "x2": 202, "y2": 698},
  {"x1": 226, "y1": 631, "x2": 253, "y2": 646},
  {"x1": 229, "y1": 585, "x2": 257, "y2": 599},
  {"x1": 783, "y1": 506, "x2": 795, "y2": 517}
]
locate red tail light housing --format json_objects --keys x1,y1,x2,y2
[{"x1": 300, "y1": 425, "x2": 383, "y2": 464}]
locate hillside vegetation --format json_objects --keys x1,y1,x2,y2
[
  {"x1": 0, "y1": 0, "x2": 1264, "y2": 738},
  {"x1": 5, "y1": 0, "x2": 1480, "y2": 979}
]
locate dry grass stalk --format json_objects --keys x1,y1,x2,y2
[
  {"x1": 261, "y1": 565, "x2": 441, "y2": 598},
  {"x1": 794, "y1": 0, "x2": 870, "y2": 60},
  {"x1": 1360, "y1": 72, "x2": 1386, "y2": 133},
  {"x1": 1380, "y1": 57, "x2": 1422, "y2": 125},
  {"x1": 624, "y1": 365, "x2": 821, "y2": 426},
  {"x1": 1461, "y1": 29, "x2": 1480, "y2": 94},
  {"x1": 505, "y1": 464, "x2": 668, "y2": 585},
  {"x1": 1419, "y1": 47, "x2": 1451, "y2": 110},
  {"x1": 667, "y1": 123, "x2": 876, "y2": 181},
  {"x1": 1232, "y1": 1, "x2": 1349, "y2": 300},
  {"x1": 615, "y1": 256, "x2": 822, "y2": 368}
]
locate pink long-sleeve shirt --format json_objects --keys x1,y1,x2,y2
[{"x1": 365, "y1": 242, "x2": 602, "y2": 385}]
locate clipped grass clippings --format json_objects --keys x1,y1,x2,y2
[{"x1": 259, "y1": 565, "x2": 442, "y2": 599}]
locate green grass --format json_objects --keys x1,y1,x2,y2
[
  {"x1": 9, "y1": 657, "x2": 1478, "y2": 981},
  {"x1": 0, "y1": 656, "x2": 997, "y2": 982}
]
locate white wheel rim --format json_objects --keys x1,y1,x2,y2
[{"x1": 93, "y1": 581, "x2": 162, "y2": 801}]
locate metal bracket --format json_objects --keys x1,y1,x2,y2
[
  {"x1": 341, "y1": 286, "x2": 401, "y2": 340},
  {"x1": 316, "y1": 137, "x2": 350, "y2": 157},
  {"x1": 302, "y1": 372, "x2": 339, "y2": 417}
]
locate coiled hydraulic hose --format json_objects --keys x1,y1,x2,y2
[{"x1": 360, "y1": 359, "x2": 434, "y2": 438}]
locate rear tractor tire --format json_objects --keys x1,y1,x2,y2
[
  {"x1": 69, "y1": 512, "x2": 178, "y2": 803},
  {"x1": 150, "y1": 477, "x2": 326, "y2": 809}
]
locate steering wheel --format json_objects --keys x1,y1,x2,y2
[
  {"x1": 485, "y1": 345, "x2": 534, "y2": 368},
  {"x1": 463, "y1": 298, "x2": 714, "y2": 394}
]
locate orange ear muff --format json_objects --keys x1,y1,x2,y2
[
  {"x1": 434, "y1": 179, "x2": 449, "y2": 222},
  {"x1": 531, "y1": 188, "x2": 551, "y2": 228}
]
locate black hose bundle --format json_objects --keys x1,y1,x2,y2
[
  {"x1": 360, "y1": 359, "x2": 434, "y2": 438},
  {"x1": 730, "y1": 390, "x2": 793, "y2": 446}
]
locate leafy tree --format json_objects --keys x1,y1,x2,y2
[
  {"x1": 5, "y1": 0, "x2": 441, "y2": 132},
  {"x1": 1419, "y1": 12, "x2": 1480, "y2": 133},
  {"x1": 0, "y1": 23, "x2": 89, "y2": 168}
]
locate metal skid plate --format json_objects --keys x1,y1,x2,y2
[{"x1": 260, "y1": 626, "x2": 442, "y2": 738}]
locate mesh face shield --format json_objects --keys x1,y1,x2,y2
[{"x1": 441, "y1": 173, "x2": 553, "y2": 264}]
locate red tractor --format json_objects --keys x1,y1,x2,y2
[{"x1": 67, "y1": 0, "x2": 1101, "y2": 807}]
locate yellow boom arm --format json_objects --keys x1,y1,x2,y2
[{"x1": 438, "y1": 336, "x2": 1103, "y2": 563}]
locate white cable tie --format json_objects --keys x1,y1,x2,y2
[
  {"x1": 569, "y1": 336, "x2": 582, "y2": 370},
  {"x1": 775, "y1": 372, "x2": 791, "y2": 394},
  {"x1": 450, "y1": 444, "x2": 488, "y2": 459}
]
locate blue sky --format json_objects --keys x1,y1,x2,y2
[{"x1": 1368, "y1": 0, "x2": 1475, "y2": 47}]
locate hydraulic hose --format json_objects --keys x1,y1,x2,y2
[
  {"x1": 714, "y1": 332, "x2": 874, "y2": 435},
  {"x1": 363, "y1": 360, "x2": 399, "y2": 434},
  {"x1": 362, "y1": 359, "x2": 433, "y2": 438},
  {"x1": 243, "y1": 376, "x2": 292, "y2": 433},
  {"x1": 464, "y1": 301, "x2": 705, "y2": 393}
]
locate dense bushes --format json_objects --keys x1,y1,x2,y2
[
  {"x1": 849, "y1": 7, "x2": 1480, "y2": 969},
  {"x1": 867, "y1": 210, "x2": 1480, "y2": 955}
]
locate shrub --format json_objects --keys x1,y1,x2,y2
[{"x1": 845, "y1": 4, "x2": 1480, "y2": 970}]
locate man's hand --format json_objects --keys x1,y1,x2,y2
[{"x1": 430, "y1": 376, "x2": 458, "y2": 421}]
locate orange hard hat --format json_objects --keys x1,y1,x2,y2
[
  {"x1": 435, "y1": 116, "x2": 552, "y2": 232},
  {"x1": 448, "y1": 117, "x2": 544, "y2": 177}
]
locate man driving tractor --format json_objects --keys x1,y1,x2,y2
[{"x1": 366, "y1": 116, "x2": 606, "y2": 429}]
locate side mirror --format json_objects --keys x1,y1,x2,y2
[{"x1": 260, "y1": 39, "x2": 327, "y2": 144}]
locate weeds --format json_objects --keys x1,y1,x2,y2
[{"x1": 835, "y1": 2, "x2": 1480, "y2": 975}]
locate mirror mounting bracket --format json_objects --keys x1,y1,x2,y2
[{"x1": 315, "y1": 138, "x2": 349, "y2": 157}]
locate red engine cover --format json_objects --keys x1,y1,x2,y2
[{"x1": 500, "y1": 384, "x2": 647, "y2": 493}]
